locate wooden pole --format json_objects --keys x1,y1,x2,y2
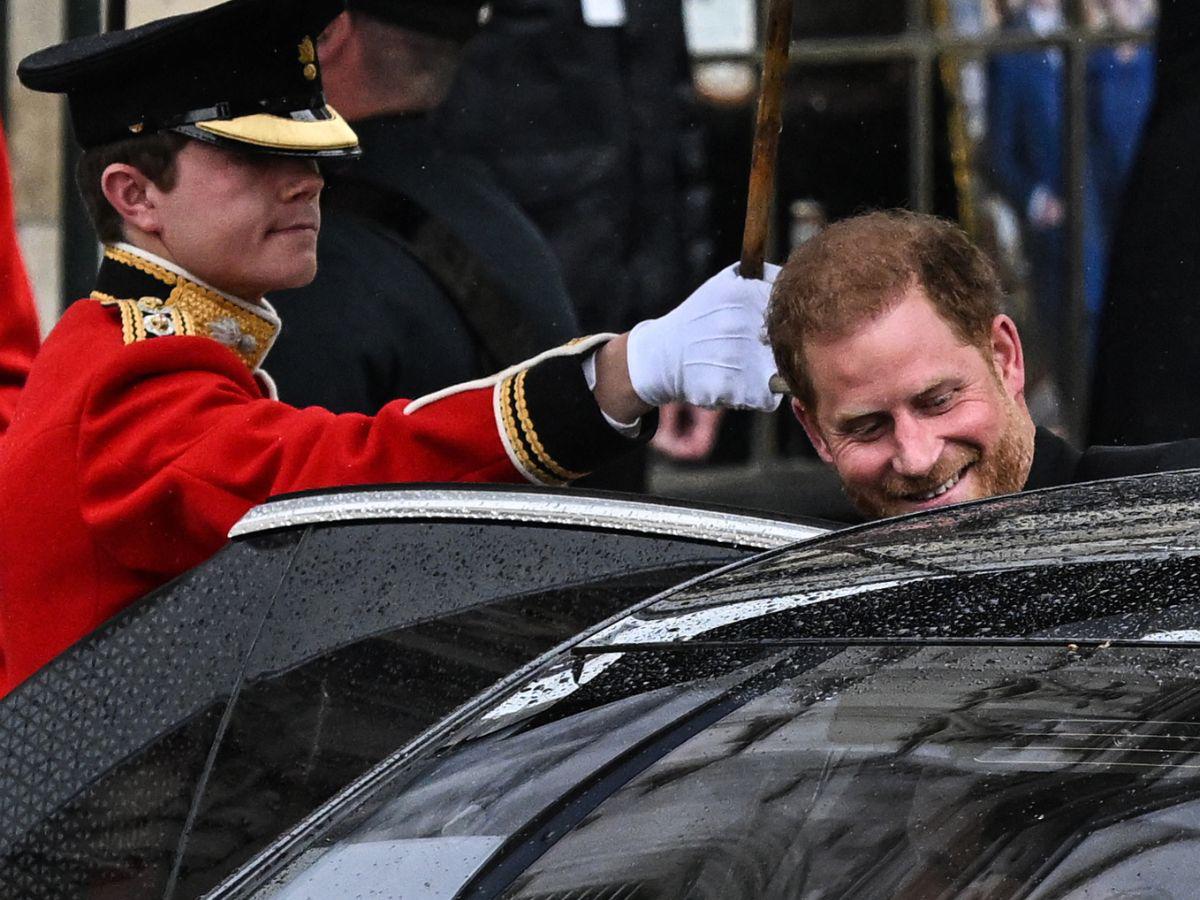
[
  {"x1": 742, "y1": 0, "x2": 795, "y2": 395},
  {"x1": 740, "y1": 0, "x2": 795, "y2": 280}
]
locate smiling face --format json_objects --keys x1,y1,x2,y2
[
  {"x1": 141, "y1": 140, "x2": 323, "y2": 299},
  {"x1": 793, "y1": 285, "x2": 1036, "y2": 519}
]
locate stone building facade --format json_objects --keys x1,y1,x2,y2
[{"x1": 7, "y1": 0, "x2": 208, "y2": 328}]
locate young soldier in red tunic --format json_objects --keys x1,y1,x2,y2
[{"x1": 0, "y1": 0, "x2": 781, "y2": 694}]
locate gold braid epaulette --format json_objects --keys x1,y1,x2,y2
[
  {"x1": 95, "y1": 293, "x2": 196, "y2": 343},
  {"x1": 92, "y1": 247, "x2": 279, "y2": 371}
]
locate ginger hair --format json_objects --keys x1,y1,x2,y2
[{"x1": 767, "y1": 209, "x2": 1004, "y2": 408}]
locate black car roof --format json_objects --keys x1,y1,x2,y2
[
  {"x1": 214, "y1": 469, "x2": 1200, "y2": 896},
  {"x1": 584, "y1": 466, "x2": 1200, "y2": 653},
  {"x1": 216, "y1": 468, "x2": 1200, "y2": 897}
]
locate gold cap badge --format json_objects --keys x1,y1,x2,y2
[{"x1": 298, "y1": 36, "x2": 317, "y2": 81}]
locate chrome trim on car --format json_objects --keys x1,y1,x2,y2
[{"x1": 229, "y1": 489, "x2": 829, "y2": 549}]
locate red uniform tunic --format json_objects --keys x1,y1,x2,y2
[
  {"x1": 0, "y1": 246, "x2": 639, "y2": 694},
  {"x1": 0, "y1": 119, "x2": 38, "y2": 431}
]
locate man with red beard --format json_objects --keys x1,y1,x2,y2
[{"x1": 767, "y1": 210, "x2": 1200, "y2": 521}]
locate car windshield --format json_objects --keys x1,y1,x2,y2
[
  {"x1": 261, "y1": 642, "x2": 1200, "y2": 899},
  {"x1": 245, "y1": 472, "x2": 1200, "y2": 898}
]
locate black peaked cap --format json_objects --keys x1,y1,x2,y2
[
  {"x1": 348, "y1": 0, "x2": 488, "y2": 43},
  {"x1": 18, "y1": 0, "x2": 359, "y2": 157}
]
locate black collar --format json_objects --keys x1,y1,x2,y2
[
  {"x1": 90, "y1": 245, "x2": 280, "y2": 371},
  {"x1": 1023, "y1": 426, "x2": 1083, "y2": 491}
]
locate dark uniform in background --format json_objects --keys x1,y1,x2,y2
[
  {"x1": 269, "y1": 114, "x2": 579, "y2": 410},
  {"x1": 269, "y1": 0, "x2": 579, "y2": 412},
  {"x1": 437, "y1": 0, "x2": 713, "y2": 334},
  {"x1": 1089, "y1": 0, "x2": 1200, "y2": 446},
  {"x1": 435, "y1": 0, "x2": 712, "y2": 489}
]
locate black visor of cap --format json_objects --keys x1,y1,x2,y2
[{"x1": 17, "y1": 0, "x2": 359, "y2": 157}]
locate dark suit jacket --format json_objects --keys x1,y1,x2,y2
[
  {"x1": 268, "y1": 114, "x2": 579, "y2": 413},
  {"x1": 1090, "y1": 0, "x2": 1200, "y2": 445},
  {"x1": 1025, "y1": 426, "x2": 1200, "y2": 490}
]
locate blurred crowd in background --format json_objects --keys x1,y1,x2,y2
[{"x1": 1, "y1": 0, "x2": 1192, "y2": 515}]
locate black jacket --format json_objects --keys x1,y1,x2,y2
[
  {"x1": 1089, "y1": 0, "x2": 1200, "y2": 444},
  {"x1": 268, "y1": 114, "x2": 579, "y2": 414},
  {"x1": 436, "y1": 0, "x2": 712, "y2": 333},
  {"x1": 1026, "y1": 426, "x2": 1200, "y2": 490}
]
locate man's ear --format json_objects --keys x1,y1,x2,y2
[
  {"x1": 317, "y1": 11, "x2": 353, "y2": 62},
  {"x1": 100, "y1": 163, "x2": 160, "y2": 236},
  {"x1": 791, "y1": 397, "x2": 834, "y2": 464},
  {"x1": 316, "y1": 12, "x2": 362, "y2": 116},
  {"x1": 990, "y1": 313, "x2": 1026, "y2": 399}
]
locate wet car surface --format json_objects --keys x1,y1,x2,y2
[
  {"x1": 0, "y1": 485, "x2": 828, "y2": 899},
  {"x1": 220, "y1": 470, "x2": 1200, "y2": 899}
]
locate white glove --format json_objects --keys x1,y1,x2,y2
[{"x1": 626, "y1": 262, "x2": 782, "y2": 411}]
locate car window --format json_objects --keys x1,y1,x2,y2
[
  {"x1": 0, "y1": 531, "x2": 303, "y2": 899},
  {"x1": 497, "y1": 644, "x2": 1200, "y2": 900},
  {"x1": 256, "y1": 641, "x2": 1200, "y2": 899},
  {"x1": 171, "y1": 519, "x2": 750, "y2": 895},
  {"x1": 2, "y1": 711, "x2": 227, "y2": 899}
]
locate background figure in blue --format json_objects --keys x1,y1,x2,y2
[
  {"x1": 986, "y1": 0, "x2": 1107, "y2": 362},
  {"x1": 1087, "y1": 0, "x2": 1155, "y2": 278}
]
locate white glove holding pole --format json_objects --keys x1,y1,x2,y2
[{"x1": 625, "y1": 262, "x2": 783, "y2": 411}]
